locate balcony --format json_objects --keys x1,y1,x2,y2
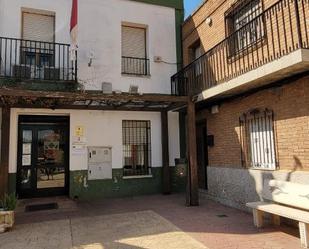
[
  {"x1": 0, "y1": 37, "x2": 77, "y2": 86},
  {"x1": 171, "y1": 0, "x2": 309, "y2": 100},
  {"x1": 122, "y1": 56, "x2": 150, "y2": 76}
]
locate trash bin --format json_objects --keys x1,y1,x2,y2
[
  {"x1": 174, "y1": 158, "x2": 187, "y2": 178},
  {"x1": 173, "y1": 158, "x2": 187, "y2": 192}
]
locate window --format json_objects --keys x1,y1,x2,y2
[
  {"x1": 189, "y1": 40, "x2": 202, "y2": 76},
  {"x1": 226, "y1": 0, "x2": 264, "y2": 55},
  {"x1": 121, "y1": 25, "x2": 149, "y2": 76},
  {"x1": 22, "y1": 12, "x2": 55, "y2": 43},
  {"x1": 21, "y1": 11, "x2": 55, "y2": 69},
  {"x1": 240, "y1": 109, "x2": 277, "y2": 170},
  {"x1": 122, "y1": 120, "x2": 151, "y2": 176}
]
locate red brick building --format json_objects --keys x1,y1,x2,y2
[{"x1": 173, "y1": 0, "x2": 309, "y2": 209}]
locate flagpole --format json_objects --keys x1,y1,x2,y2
[{"x1": 70, "y1": 0, "x2": 78, "y2": 81}]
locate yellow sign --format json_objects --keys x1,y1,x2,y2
[{"x1": 75, "y1": 126, "x2": 84, "y2": 137}]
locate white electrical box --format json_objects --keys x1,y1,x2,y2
[
  {"x1": 102, "y1": 82, "x2": 113, "y2": 94},
  {"x1": 88, "y1": 147, "x2": 112, "y2": 180}
]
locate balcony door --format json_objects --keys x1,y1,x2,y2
[
  {"x1": 21, "y1": 11, "x2": 56, "y2": 79},
  {"x1": 17, "y1": 116, "x2": 69, "y2": 198}
]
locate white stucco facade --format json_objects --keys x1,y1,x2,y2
[
  {"x1": 0, "y1": 0, "x2": 181, "y2": 181},
  {"x1": 0, "y1": 0, "x2": 178, "y2": 94},
  {"x1": 8, "y1": 109, "x2": 180, "y2": 174}
]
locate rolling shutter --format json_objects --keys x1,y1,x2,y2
[
  {"x1": 122, "y1": 26, "x2": 146, "y2": 58},
  {"x1": 22, "y1": 12, "x2": 55, "y2": 42}
]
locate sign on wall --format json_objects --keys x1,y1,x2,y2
[{"x1": 75, "y1": 125, "x2": 84, "y2": 137}]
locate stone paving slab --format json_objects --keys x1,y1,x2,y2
[
  {"x1": 72, "y1": 210, "x2": 207, "y2": 249},
  {"x1": 0, "y1": 219, "x2": 72, "y2": 249},
  {"x1": 0, "y1": 194, "x2": 303, "y2": 249},
  {"x1": 0, "y1": 210, "x2": 208, "y2": 249}
]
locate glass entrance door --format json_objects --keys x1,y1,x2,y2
[{"x1": 17, "y1": 117, "x2": 69, "y2": 198}]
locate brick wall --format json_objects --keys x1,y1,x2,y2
[
  {"x1": 182, "y1": 0, "x2": 299, "y2": 66},
  {"x1": 183, "y1": 0, "x2": 309, "y2": 171},
  {"x1": 197, "y1": 77, "x2": 309, "y2": 171}
]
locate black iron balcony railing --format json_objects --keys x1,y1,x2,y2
[
  {"x1": 0, "y1": 37, "x2": 77, "y2": 82},
  {"x1": 171, "y1": 0, "x2": 309, "y2": 96},
  {"x1": 122, "y1": 56, "x2": 150, "y2": 76}
]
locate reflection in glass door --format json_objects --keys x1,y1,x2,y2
[
  {"x1": 19, "y1": 130, "x2": 33, "y2": 191},
  {"x1": 17, "y1": 116, "x2": 69, "y2": 198},
  {"x1": 36, "y1": 128, "x2": 66, "y2": 190}
]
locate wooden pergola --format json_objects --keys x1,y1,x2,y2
[{"x1": 0, "y1": 87, "x2": 199, "y2": 206}]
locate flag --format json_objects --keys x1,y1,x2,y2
[{"x1": 70, "y1": 0, "x2": 78, "y2": 61}]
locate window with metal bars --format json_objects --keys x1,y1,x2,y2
[
  {"x1": 226, "y1": 0, "x2": 264, "y2": 55},
  {"x1": 122, "y1": 120, "x2": 151, "y2": 176},
  {"x1": 240, "y1": 109, "x2": 277, "y2": 170},
  {"x1": 121, "y1": 25, "x2": 149, "y2": 76}
]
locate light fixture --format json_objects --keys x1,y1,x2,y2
[
  {"x1": 211, "y1": 105, "x2": 219, "y2": 114},
  {"x1": 205, "y1": 17, "x2": 212, "y2": 26}
]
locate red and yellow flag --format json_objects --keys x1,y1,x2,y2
[{"x1": 70, "y1": 0, "x2": 78, "y2": 60}]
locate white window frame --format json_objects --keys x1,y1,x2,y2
[
  {"x1": 226, "y1": 0, "x2": 264, "y2": 54},
  {"x1": 194, "y1": 45, "x2": 202, "y2": 76},
  {"x1": 121, "y1": 24, "x2": 149, "y2": 76},
  {"x1": 122, "y1": 120, "x2": 152, "y2": 176},
  {"x1": 240, "y1": 109, "x2": 277, "y2": 170}
]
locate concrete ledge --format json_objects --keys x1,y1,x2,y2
[
  {"x1": 197, "y1": 49, "x2": 309, "y2": 101},
  {"x1": 122, "y1": 175, "x2": 153, "y2": 179}
]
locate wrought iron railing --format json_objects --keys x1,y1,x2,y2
[
  {"x1": 171, "y1": 0, "x2": 309, "y2": 96},
  {"x1": 0, "y1": 37, "x2": 77, "y2": 82},
  {"x1": 122, "y1": 56, "x2": 150, "y2": 76}
]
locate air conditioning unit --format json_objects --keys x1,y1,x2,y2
[
  {"x1": 44, "y1": 68, "x2": 60, "y2": 80},
  {"x1": 13, "y1": 65, "x2": 62, "y2": 81},
  {"x1": 129, "y1": 85, "x2": 139, "y2": 94},
  {"x1": 102, "y1": 82, "x2": 113, "y2": 94},
  {"x1": 13, "y1": 65, "x2": 31, "y2": 79}
]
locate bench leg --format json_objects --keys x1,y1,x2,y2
[
  {"x1": 253, "y1": 209, "x2": 264, "y2": 228},
  {"x1": 299, "y1": 222, "x2": 309, "y2": 248},
  {"x1": 272, "y1": 214, "x2": 281, "y2": 226}
]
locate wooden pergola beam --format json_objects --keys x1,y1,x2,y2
[
  {"x1": 186, "y1": 98, "x2": 199, "y2": 206},
  {"x1": 0, "y1": 88, "x2": 188, "y2": 103},
  {"x1": 0, "y1": 107, "x2": 10, "y2": 197},
  {"x1": 9, "y1": 104, "x2": 168, "y2": 112},
  {"x1": 161, "y1": 110, "x2": 171, "y2": 194}
]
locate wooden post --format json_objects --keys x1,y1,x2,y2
[
  {"x1": 187, "y1": 99, "x2": 199, "y2": 206},
  {"x1": 161, "y1": 111, "x2": 171, "y2": 194},
  {"x1": 0, "y1": 107, "x2": 11, "y2": 197}
]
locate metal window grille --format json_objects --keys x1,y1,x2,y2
[
  {"x1": 226, "y1": 0, "x2": 264, "y2": 54},
  {"x1": 240, "y1": 109, "x2": 277, "y2": 170},
  {"x1": 122, "y1": 120, "x2": 151, "y2": 176},
  {"x1": 121, "y1": 26, "x2": 149, "y2": 76}
]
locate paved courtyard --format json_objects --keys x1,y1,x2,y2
[{"x1": 0, "y1": 194, "x2": 302, "y2": 249}]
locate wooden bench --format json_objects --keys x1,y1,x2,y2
[{"x1": 247, "y1": 180, "x2": 309, "y2": 248}]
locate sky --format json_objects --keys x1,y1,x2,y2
[{"x1": 184, "y1": 0, "x2": 203, "y2": 18}]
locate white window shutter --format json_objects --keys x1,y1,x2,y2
[
  {"x1": 249, "y1": 115, "x2": 276, "y2": 170},
  {"x1": 23, "y1": 13, "x2": 55, "y2": 42},
  {"x1": 122, "y1": 26, "x2": 146, "y2": 58}
]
